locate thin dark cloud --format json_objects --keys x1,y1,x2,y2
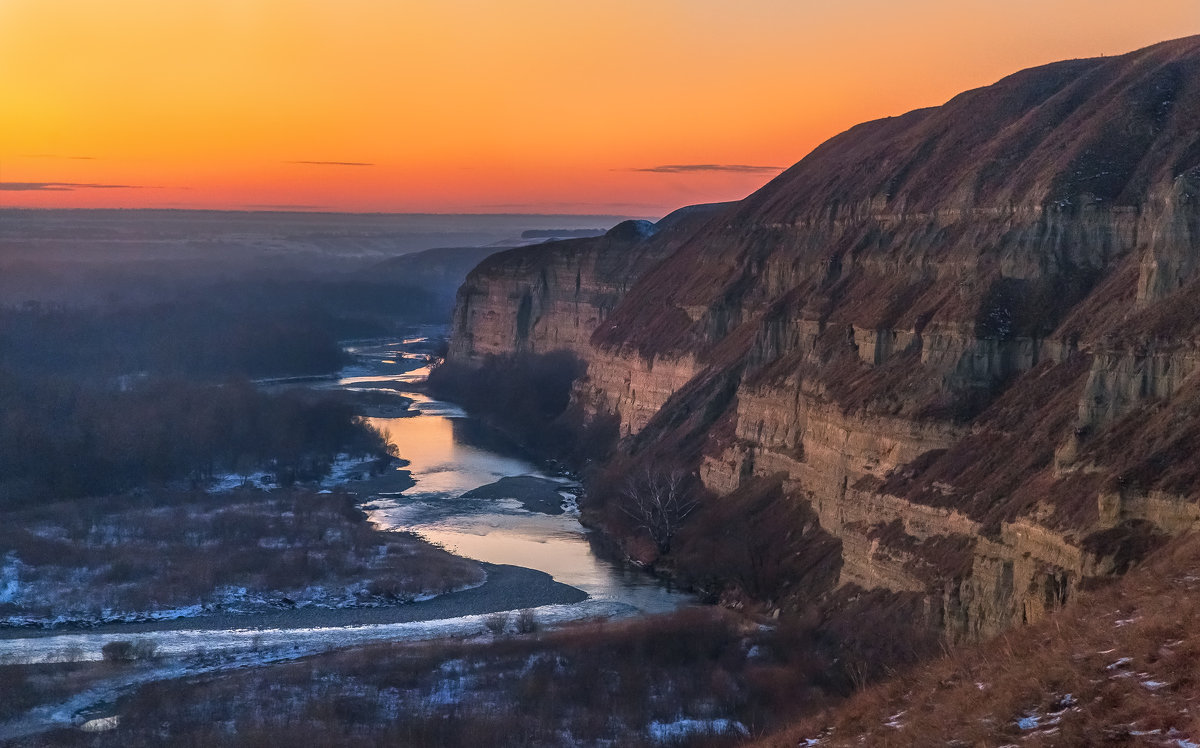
[
  {"x1": 286, "y1": 160, "x2": 374, "y2": 167},
  {"x1": 0, "y1": 182, "x2": 143, "y2": 191},
  {"x1": 242, "y1": 203, "x2": 329, "y2": 210},
  {"x1": 626, "y1": 164, "x2": 783, "y2": 174},
  {"x1": 21, "y1": 154, "x2": 97, "y2": 160}
]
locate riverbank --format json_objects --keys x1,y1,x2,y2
[
  {"x1": 0, "y1": 490, "x2": 482, "y2": 632},
  {"x1": 0, "y1": 564, "x2": 586, "y2": 643},
  {"x1": 461, "y1": 475, "x2": 577, "y2": 515}
]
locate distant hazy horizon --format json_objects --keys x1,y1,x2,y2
[
  {"x1": 0, "y1": 206, "x2": 654, "y2": 220},
  {"x1": 0, "y1": 208, "x2": 644, "y2": 249},
  {"x1": 0, "y1": 208, "x2": 641, "y2": 306}
]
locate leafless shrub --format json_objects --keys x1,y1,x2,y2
[
  {"x1": 620, "y1": 467, "x2": 698, "y2": 555},
  {"x1": 132, "y1": 640, "x2": 159, "y2": 661},
  {"x1": 515, "y1": 608, "x2": 539, "y2": 634},
  {"x1": 99, "y1": 638, "x2": 157, "y2": 664},
  {"x1": 485, "y1": 611, "x2": 509, "y2": 636},
  {"x1": 101, "y1": 641, "x2": 136, "y2": 664}
]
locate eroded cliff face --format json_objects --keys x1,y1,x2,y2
[
  {"x1": 446, "y1": 36, "x2": 1200, "y2": 640},
  {"x1": 449, "y1": 206, "x2": 728, "y2": 364}
]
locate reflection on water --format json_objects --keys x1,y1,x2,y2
[
  {"x1": 341, "y1": 338, "x2": 691, "y2": 615},
  {"x1": 365, "y1": 414, "x2": 532, "y2": 498}
]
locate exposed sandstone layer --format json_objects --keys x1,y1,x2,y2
[
  {"x1": 449, "y1": 205, "x2": 728, "y2": 364},
  {"x1": 447, "y1": 36, "x2": 1200, "y2": 640}
]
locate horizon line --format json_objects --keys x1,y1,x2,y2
[{"x1": 0, "y1": 205, "x2": 666, "y2": 219}]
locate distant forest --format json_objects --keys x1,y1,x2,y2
[
  {"x1": 0, "y1": 280, "x2": 444, "y2": 381},
  {"x1": 0, "y1": 280, "x2": 432, "y2": 507},
  {"x1": 0, "y1": 377, "x2": 388, "y2": 507}
]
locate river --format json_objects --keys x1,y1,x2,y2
[
  {"x1": 338, "y1": 333, "x2": 690, "y2": 615},
  {"x1": 0, "y1": 331, "x2": 693, "y2": 738}
]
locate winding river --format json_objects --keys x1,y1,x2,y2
[
  {"x1": 0, "y1": 331, "x2": 693, "y2": 738},
  {"x1": 340, "y1": 333, "x2": 690, "y2": 615},
  {"x1": 0, "y1": 332, "x2": 689, "y2": 663}
]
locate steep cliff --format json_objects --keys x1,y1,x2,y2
[
  {"x1": 446, "y1": 36, "x2": 1200, "y2": 640},
  {"x1": 449, "y1": 204, "x2": 729, "y2": 364}
]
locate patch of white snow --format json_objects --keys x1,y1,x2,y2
[
  {"x1": 647, "y1": 718, "x2": 748, "y2": 743},
  {"x1": 0, "y1": 555, "x2": 20, "y2": 604}
]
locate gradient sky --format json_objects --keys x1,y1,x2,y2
[{"x1": 2, "y1": 1, "x2": 1198, "y2": 215}]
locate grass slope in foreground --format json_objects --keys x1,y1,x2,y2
[{"x1": 761, "y1": 532, "x2": 1200, "y2": 747}]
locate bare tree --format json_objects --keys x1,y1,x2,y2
[
  {"x1": 485, "y1": 611, "x2": 509, "y2": 637},
  {"x1": 620, "y1": 467, "x2": 698, "y2": 555}
]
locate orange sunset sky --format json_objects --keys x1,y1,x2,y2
[{"x1": 2, "y1": 1, "x2": 1198, "y2": 216}]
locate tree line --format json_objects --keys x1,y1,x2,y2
[
  {"x1": 0, "y1": 275, "x2": 445, "y2": 509},
  {"x1": 0, "y1": 373, "x2": 389, "y2": 508},
  {"x1": 0, "y1": 278, "x2": 443, "y2": 382}
]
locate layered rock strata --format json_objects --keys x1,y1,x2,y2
[{"x1": 447, "y1": 36, "x2": 1200, "y2": 639}]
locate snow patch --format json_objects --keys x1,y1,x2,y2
[
  {"x1": 646, "y1": 718, "x2": 748, "y2": 743},
  {"x1": 322, "y1": 454, "x2": 380, "y2": 486},
  {"x1": 207, "y1": 453, "x2": 379, "y2": 494},
  {"x1": 0, "y1": 599, "x2": 635, "y2": 666},
  {"x1": 79, "y1": 716, "x2": 120, "y2": 733},
  {"x1": 425, "y1": 665, "x2": 473, "y2": 706},
  {"x1": 0, "y1": 573, "x2": 489, "y2": 630},
  {"x1": 0, "y1": 554, "x2": 20, "y2": 604}
]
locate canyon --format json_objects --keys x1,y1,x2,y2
[{"x1": 447, "y1": 35, "x2": 1200, "y2": 641}]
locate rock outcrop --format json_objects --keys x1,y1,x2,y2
[
  {"x1": 449, "y1": 205, "x2": 728, "y2": 365},
  {"x1": 447, "y1": 36, "x2": 1200, "y2": 640}
]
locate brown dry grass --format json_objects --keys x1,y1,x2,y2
[
  {"x1": 0, "y1": 489, "x2": 482, "y2": 622},
  {"x1": 758, "y1": 531, "x2": 1200, "y2": 747},
  {"x1": 0, "y1": 661, "x2": 121, "y2": 722},
  {"x1": 877, "y1": 355, "x2": 1097, "y2": 530}
]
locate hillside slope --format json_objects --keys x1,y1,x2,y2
[
  {"x1": 760, "y1": 532, "x2": 1200, "y2": 747},
  {"x1": 446, "y1": 36, "x2": 1200, "y2": 641}
]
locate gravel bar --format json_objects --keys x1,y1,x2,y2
[{"x1": 0, "y1": 564, "x2": 587, "y2": 640}]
